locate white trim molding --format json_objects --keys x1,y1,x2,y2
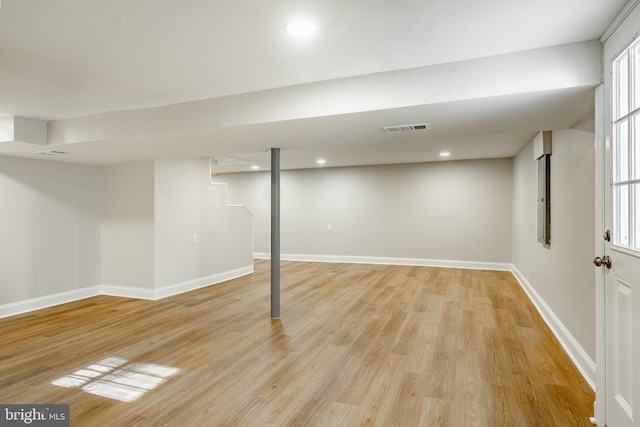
[
  {"x1": 101, "y1": 285, "x2": 156, "y2": 300},
  {"x1": 511, "y1": 266, "x2": 596, "y2": 390},
  {"x1": 254, "y1": 252, "x2": 513, "y2": 271},
  {"x1": 0, "y1": 286, "x2": 102, "y2": 319},
  {"x1": 104, "y1": 265, "x2": 254, "y2": 300},
  {"x1": 154, "y1": 265, "x2": 254, "y2": 300},
  {"x1": 593, "y1": 83, "x2": 606, "y2": 426},
  {"x1": 0, "y1": 265, "x2": 254, "y2": 318},
  {"x1": 209, "y1": 180, "x2": 254, "y2": 215}
]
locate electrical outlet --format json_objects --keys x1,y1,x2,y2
[{"x1": 192, "y1": 234, "x2": 198, "y2": 243}]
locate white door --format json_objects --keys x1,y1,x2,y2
[{"x1": 602, "y1": 25, "x2": 640, "y2": 427}]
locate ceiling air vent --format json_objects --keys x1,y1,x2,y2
[
  {"x1": 382, "y1": 123, "x2": 431, "y2": 133},
  {"x1": 35, "y1": 150, "x2": 68, "y2": 156}
]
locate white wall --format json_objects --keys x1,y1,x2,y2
[
  {"x1": 101, "y1": 161, "x2": 155, "y2": 290},
  {"x1": 0, "y1": 156, "x2": 101, "y2": 305},
  {"x1": 154, "y1": 158, "x2": 254, "y2": 289},
  {"x1": 512, "y1": 129, "x2": 595, "y2": 360},
  {"x1": 217, "y1": 158, "x2": 513, "y2": 264},
  {"x1": 1, "y1": 155, "x2": 253, "y2": 313}
]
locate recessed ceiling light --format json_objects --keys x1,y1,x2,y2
[
  {"x1": 285, "y1": 21, "x2": 317, "y2": 37},
  {"x1": 251, "y1": 165, "x2": 259, "y2": 170},
  {"x1": 316, "y1": 158, "x2": 326, "y2": 166},
  {"x1": 439, "y1": 151, "x2": 451, "y2": 158}
]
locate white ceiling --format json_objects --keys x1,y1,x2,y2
[{"x1": 0, "y1": 0, "x2": 629, "y2": 171}]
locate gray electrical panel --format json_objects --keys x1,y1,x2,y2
[{"x1": 537, "y1": 154, "x2": 551, "y2": 244}]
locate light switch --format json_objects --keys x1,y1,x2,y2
[
  {"x1": 192, "y1": 234, "x2": 198, "y2": 243},
  {"x1": 327, "y1": 224, "x2": 333, "y2": 231}
]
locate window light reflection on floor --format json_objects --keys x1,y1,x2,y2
[{"x1": 52, "y1": 356, "x2": 180, "y2": 403}]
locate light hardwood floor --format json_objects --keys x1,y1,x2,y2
[{"x1": 0, "y1": 261, "x2": 594, "y2": 426}]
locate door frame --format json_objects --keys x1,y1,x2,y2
[{"x1": 594, "y1": 83, "x2": 606, "y2": 426}]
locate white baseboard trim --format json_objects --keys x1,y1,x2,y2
[
  {"x1": 101, "y1": 285, "x2": 156, "y2": 300},
  {"x1": 102, "y1": 265, "x2": 254, "y2": 300},
  {"x1": 253, "y1": 252, "x2": 512, "y2": 271},
  {"x1": 511, "y1": 266, "x2": 596, "y2": 391},
  {"x1": 0, "y1": 286, "x2": 102, "y2": 319},
  {"x1": 0, "y1": 265, "x2": 255, "y2": 318},
  {"x1": 154, "y1": 265, "x2": 254, "y2": 299}
]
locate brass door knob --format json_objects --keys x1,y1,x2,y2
[{"x1": 593, "y1": 255, "x2": 612, "y2": 269}]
